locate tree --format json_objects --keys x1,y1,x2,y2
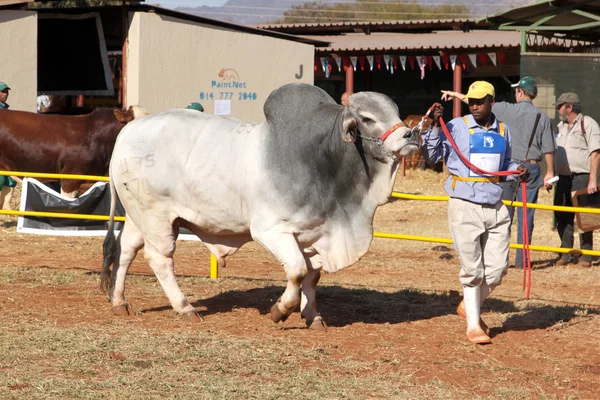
[
  {"x1": 27, "y1": 1, "x2": 132, "y2": 9},
  {"x1": 278, "y1": 0, "x2": 470, "y2": 23}
]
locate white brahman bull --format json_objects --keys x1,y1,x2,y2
[{"x1": 101, "y1": 83, "x2": 419, "y2": 330}]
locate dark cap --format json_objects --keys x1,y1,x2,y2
[
  {"x1": 511, "y1": 76, "x2": 537, "y2": 96},
  {"x1": 0, "y1": 82, "x2": 10, "y2": 92},
  {"x1": 186, "y1": 102, "x2": 204, "y2": 112},
  {"x1": 553, "y1": 92, "x2": 580, "y2": 106}
]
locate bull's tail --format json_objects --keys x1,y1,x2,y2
[{"x1": 100, "y1": 179, "x2": 118, "y2": 295}]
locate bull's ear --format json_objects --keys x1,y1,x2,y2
[
  {"x1": 113, "y1": 108, "x2": 134, "y2": 123},
  {"x1": 342, "y1": 110, "x2": 357, "y2": 142}
]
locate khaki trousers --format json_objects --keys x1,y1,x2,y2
[{"x1": 448, "y1": 197, "x2": 510, "y2": 288}]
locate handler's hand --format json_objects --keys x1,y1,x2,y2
[
  {"x1": 588, "y1": 180, "x2": 598, "y2": 194},
  {"x1": 543, "y1": 172, "x2": 554, "y2": 192},
  {"x1": 430, "y1": 104, "x2": 443, "y2": 127},
  {"x1": 441, "y1": 90, "x2": 460, "y2": 102},
  {"x1": 517, "y1": 166, "x2": 530, "y2": 181}
]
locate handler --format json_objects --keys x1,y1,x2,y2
[
  {"x1": 440, "y1": 77, "x2": 556, "y2": 270},
  {"x1": 422, "y1": 81, "x2": 528, "y2": 344}
]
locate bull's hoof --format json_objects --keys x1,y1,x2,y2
[
  {"x1": 181, "y1": 310, "x2": 202, "y2": 322},
  {"x1": 270, "y1": 303, "x2": 289, "y2": 323},
  {"x1": 307, "y1": 316, "x2": 328, "y2": 332},
  {"x1": 112, "y1": 303, "x2": 132, "y2": 316}
]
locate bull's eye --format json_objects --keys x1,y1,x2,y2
[{"x1": 361, "y1": 117, "x2": 374, "y2": 125}]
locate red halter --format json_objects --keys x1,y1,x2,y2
[{"x1": 380, "y1": 122, "x2": 407, "y2": 142}]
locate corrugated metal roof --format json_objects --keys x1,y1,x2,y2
[
  {"x1": 254, "y1": 19, "x2": 487, "y2": 35},
  {"x1": 309, "y1": 30, "x2": 521, "y2": 53},
  {"x1": 481, "y1": 0, "x2": 600, "y2": 42},
  {"x1": 256, "y1": 18, "x2": 478, "y2": 29}
]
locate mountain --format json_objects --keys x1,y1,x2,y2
[
  {"x1": 175, "y1": 0, "x2": 537, "y2": 27},
  {"x1": 176, "y1": 0, "x2": 304, "y2": 26}
]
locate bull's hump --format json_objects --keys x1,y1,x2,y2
[{"x1": 264, "y1": 83, "x2": 337, "y2": 126}]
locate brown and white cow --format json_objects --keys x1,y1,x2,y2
[{"x1": 0, "y1": 106, "x2": 147, "y2": 206}]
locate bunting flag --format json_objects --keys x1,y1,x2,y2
[
  {"x1": 399, "y1": 55, "x2": 407, "y2": 71},
  {"x1": 408, "y1": 55, "x2": 415, "y2": 70},
  {"x1": 383, "y1": 55, "x2": 391, "y2": 71},
  {"x1": 314, "y1": 57, "x2": 319, "y2": 72},
  {"x1": 358, "y1": 56, "x2": 366, "y2": 71},
  {"x1": 418, "y1": 56, "x2": 427, "y2": 80},
  {"x1": 478, "y1": 53, "x2": 487, "y2": 66},
  {"x1": 433, "y1": 55, "x2": 441, "y2": 70},
  {"x1": 450, "y1": 54, "x2": 457, "y2": 71},
  {"x1": 366, "y1": 55, "x2": 374, "y2": 71},
  {"x1": 468, "y1": 53, "x2": 477, "y2": 68},
  {"x1": 334, "y1": 56, "x2": 342, "y2": 72},
  {"x1": 327, "y1": 51, "x2": 504, "y2": 78},
  {"x1": 458, "y1": 54, "x2": 468, "y2": 69},
  {"x1": 441, "y1": 54, "x2": 450, "y2": 70},
  {"x1": 498, "y1": 51, "x2": 506, "y2": 65}
]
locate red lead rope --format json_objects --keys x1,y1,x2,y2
[{"x1": 432, "y1": 106, "x2": 533, "y2": 299}]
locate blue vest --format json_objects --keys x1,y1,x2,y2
[{"x1": 464, "y1": 116, "x2": 506, "y2": 177}]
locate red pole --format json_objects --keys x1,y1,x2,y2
[
  {"x1": 453, "y1": 63, "x2": 462, "y2": 119},
  {"x1": 345, "y1": 64, "x2": 354, "y2": 94}
]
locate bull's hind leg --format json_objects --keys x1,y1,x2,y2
[
  {"x1": 252, "y1": 232, "x2": 307, "y2": 324},
  {"x1": 110, "y1": 219, "x2": 144, "y2": 316},
  {"x1": 142, "y1": 221, "x2": 200, "y2": 321}
]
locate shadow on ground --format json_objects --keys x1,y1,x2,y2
[
  {"x1": 140, "y1": 285, "x2": 542, "y2": 329},
  {"x1": 1, "y1": 220, "x2": 17, "y2": 228}
]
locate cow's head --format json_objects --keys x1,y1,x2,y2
[
  {"x1": 342, "y1": 92, "x2": 420, "y2": 162},
  {"x1": 114, "y1": 105, "x2": 149, "y2": 123}
]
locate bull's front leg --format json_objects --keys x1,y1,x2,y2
[
  {"x1": 300, "y1": 265, "x2": 327, "y2": 331},
  {"x1": 252, "y1": 231, "x2": 307, "y2": 324}
]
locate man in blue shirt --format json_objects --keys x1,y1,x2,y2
[
  {"x1": 441, "y1": 77, "x2": 556, "y2": 270},
  {"x1": 423, "y1": 81, "x2": 527, "y2": 345}
]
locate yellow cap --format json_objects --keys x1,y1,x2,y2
[{"x1": 466, "y1": 81, "x2": 495, "y2": 99}]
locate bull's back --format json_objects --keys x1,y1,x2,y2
[
  {"x1": 110, "y1": 110, "x2": 265, "y2": 233},
  {"x1": 0, "y1": 110, "x2": 106, "y2": 173}
]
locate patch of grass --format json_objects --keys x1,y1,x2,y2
[
  {"x1": 0, "y1": 266, "x2": 85, "y2": 287},
  {"x1": 0, "y1": 319, "x2": 468, "y2": 399}
]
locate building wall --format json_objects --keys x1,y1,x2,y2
[
  {"x1": 0, "y1": 10, "x2": 37, "y2": 112},
  {"x1": 126, "y1": 12, "x2": 314, "y2": 121}
]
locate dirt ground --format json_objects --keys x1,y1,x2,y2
[{"x1": 1, "y1": 169, "x2": 599, "y2": 399}]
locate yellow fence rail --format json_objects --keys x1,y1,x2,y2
[
  {"x1": 0, "y1": 170, "x2": 110, "y2": 182},
  {"x1": 2, "y1": 171, "x2": 599, "y2": 278}
]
